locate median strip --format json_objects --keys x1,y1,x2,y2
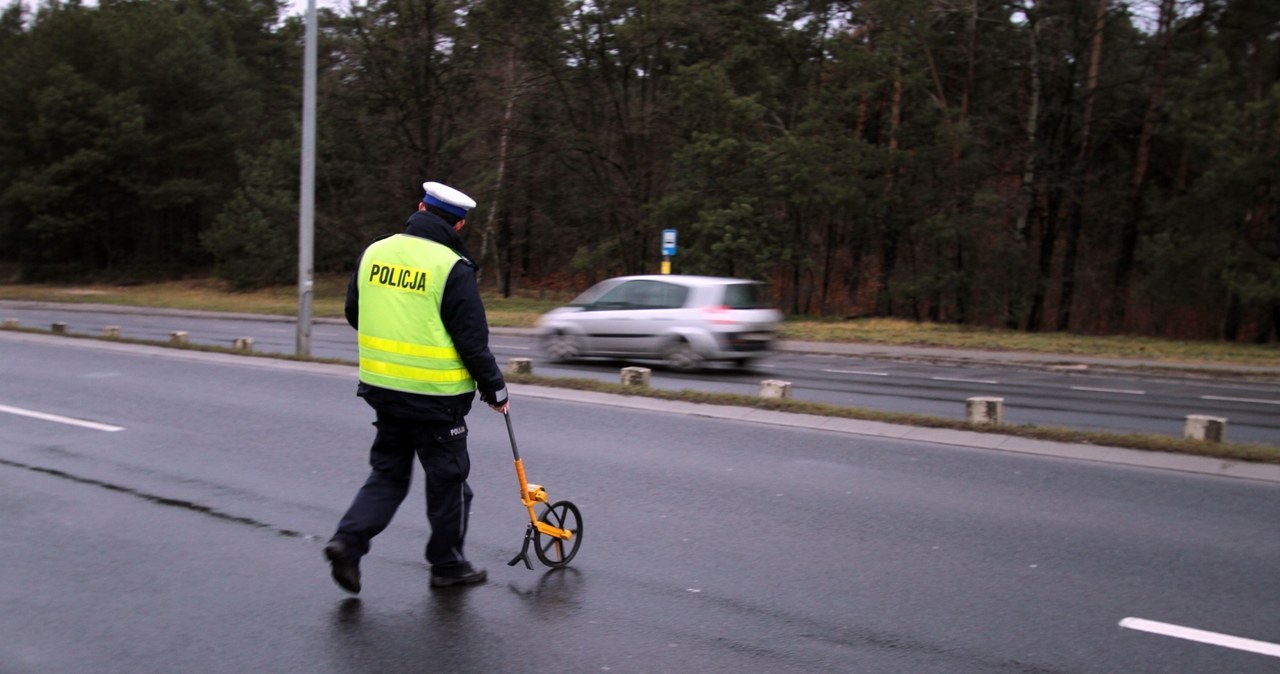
[{"x1": 5, "y1": 323, "x2": 1279, "y2": 467}]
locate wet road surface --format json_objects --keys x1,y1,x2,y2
[{"x1": 2, "y1": 333, "x2": 1279, "y2": 673}]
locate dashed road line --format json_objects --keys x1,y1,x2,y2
[
  {"x1": 931, "y1": 376, "x2": 998, "y2": 384},
  {"x1": 824, "y1": 369, "x2": 889, "y2": 376},
  {"x1": 1120, "y1": 617, "x2": 1280, "y2": 658},
  {"x1": 1201, "y1": 395, "x2": 1280, "y2": 406},
  {"x1": 0, "y1": 403, "x2": 124, "y2": 432},
  {"x1": 1070, "y1": 386, "x2": 1146, "y2": 395}
]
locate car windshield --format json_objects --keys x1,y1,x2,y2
[{"x1": 721, "y1": 282, "x2": 767, "y2": 309}]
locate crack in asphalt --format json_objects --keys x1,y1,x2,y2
[{"x1": 0, "y1": 456, "x2": 306, "y2": 539}]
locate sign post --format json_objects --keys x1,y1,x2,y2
[
  {"x1": 661, "y1": 229, "x2": 677, "y2": 275},
  {"x1": 295, "y1": 0, "x2": 317, "y2": 357}
]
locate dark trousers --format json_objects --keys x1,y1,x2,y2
[{"x1": 331, "y1": 411, "x2": 473, "y2": 571}]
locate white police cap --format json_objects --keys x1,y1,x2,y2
[{"x1": 422, "y1": 181, "x2": 477, "y2": 218}]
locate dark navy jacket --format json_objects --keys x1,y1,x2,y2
[{"x1": 345, "y1": 210, "x2": 507, "y2": 422}]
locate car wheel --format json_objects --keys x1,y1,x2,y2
[
  {"x1": 543, "y1": 331, "x2": 581, "y2": 362},
  {"x1": 664, "y1": 339, "x2": 703, "y2": 372}
]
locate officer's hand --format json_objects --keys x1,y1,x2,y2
[{"x1": 482, "y1": 387, "x2": 508, "y2": 411}]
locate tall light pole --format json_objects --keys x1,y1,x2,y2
[{"x1": 296, "y1": 0, "x2": 317, "y2": 356}]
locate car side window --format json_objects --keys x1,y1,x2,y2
[
  {"x1": 722, "y1": 283, "x2": 765, "y2": 309},
  {"x1": 588, "y1": 280, "x2": 688, "y2": 310},
  {"x1": 591, "y1": 281, "x2": 640, "y2": 310},
  {"x1": 644, "y1": 282, "x2": 688, "y2": 309},
  {"x1": 570, "y1": 279, "x2": 621, "y2": 307}
]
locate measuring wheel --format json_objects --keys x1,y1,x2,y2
[
  {"x1": 504, "y1": 411, "x2": 585, "y2": 570},
  {"x1": 534, "y1": 500, "x2": 583, "y2": 568}
]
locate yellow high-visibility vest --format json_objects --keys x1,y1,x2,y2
[{"x1": 356, "y1": 234, "x2": 476, "y2": 395}]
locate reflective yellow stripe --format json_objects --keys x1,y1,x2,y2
[
  {"x1": 360, "y1": 357, "x2": 474, "y2": 383},
  {"x1": 359, "y1": 333, "x2": 460, "y2": 360}
]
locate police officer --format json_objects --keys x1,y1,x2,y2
[{"x1": 324, "y1": 181, "x2": 509, "y2": 594}]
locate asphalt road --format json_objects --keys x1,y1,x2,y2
[
  {"x1": 2, "y1": 333, "x2": 1279, "y2": 673},
  {"x1": 3, "y1": 301, "x2": 1279, "y2": 444}
]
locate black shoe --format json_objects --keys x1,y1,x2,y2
[
  {"x1": 430, "y1": 564, "x2": 487, "y2": 588},
  {"x1": 324, "y1": 540, "x2": 361, "y2": 594}
]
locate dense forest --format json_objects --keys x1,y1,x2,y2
[{"x1": 0, "y1": 0, "x2": 1277, "y2": 341}]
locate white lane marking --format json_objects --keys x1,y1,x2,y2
[
  {"x1": 1201, "y1": 395, "x2": 1280, "y2": 406},
  {"x1": 931, "y1": 376, "x2": 998, "y2": 384},
  {"x1": 1120, "y1": 617, "x2": 1280, "y2": 658},
  {"x1": 824, "y1": 369, "x2": 889, "y2": 377},
  {"x1": 1070, "y1": 386, "x2": 1146, "y2": 395},
  {"x1": 0, "y1": 404, "x2": 124, "y2": 432}
]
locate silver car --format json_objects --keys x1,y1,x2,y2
[{"x1": 535, "y1": 275, "x2": 784, "y2": 371}]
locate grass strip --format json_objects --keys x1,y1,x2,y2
[{"x1": 3, "y1": 280, "x2": 1278, "y2": 366}]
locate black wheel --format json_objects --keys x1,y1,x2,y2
[
  {"x1": 664, "y1": 339, "x2": 703, "y2": 372},
  {"x1": 534, "y1": 500, "x2": 583, "y2": 568},
  {"x1": 543, "y1": 331, "x2": 581, "y2": 362}
]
